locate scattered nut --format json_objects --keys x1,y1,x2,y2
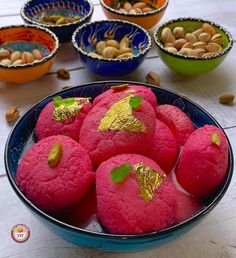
[
  {"x1": 5, "y1": 106, "x2": 20, "y2": 123},
  {"x1": 219, "y1": 94, "x2": 235, "y2": 105},
  {"x1": 145, "y1": 71, "x2": 160, "y2": 86},
  {"x1": 57, "y1": 68, "x2": 70, "y2": 80}
]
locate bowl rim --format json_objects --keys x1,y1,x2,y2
[
  {"x1": 0, "y1": 24, "x2": 59, "y2": 69},
  {"x1": 153, "y1": 17, "x2": 234, "y2": 60},
  {"x1": 100, "y1": 0, "x2": 168, "y2": 17},
  {"x1": 20, "y1": 0, "x2": 94, "y2": 29},
  {"x1": 72, "y1": 19, "x2": 152, "y2": 62},
  {"x1": 4, "y1": 80, "x2": 234, "y2": 240}
]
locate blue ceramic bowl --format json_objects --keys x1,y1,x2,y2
[
  {"x1": 20, "y1": 0, "x2": 94, "y2": 43},
  {"x1": 72, "y1": 20, "x2": 151, "y2": 77},
  {"x1": 5, "y1": 81, "x2": 233, "y2": 252}
]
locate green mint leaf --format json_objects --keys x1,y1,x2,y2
[
  {"x1": 211, "y1": 132, "x2": 221, "y2": 146},
  {"x1": 53, "y1": 96, "x2": 63, "y2": 108},
  {"x1": 129, "y1": 96, "x2": 143, "y2": 109},
  {"x1": 111, "y1": 162, "x2": 132, "y2": 183},
  {"x1": 63, "y1": 98, "x2": 75, "y2": 106}
]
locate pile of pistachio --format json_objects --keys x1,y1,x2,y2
[
  {"x1": 88, "y1": 37, "x2": 135, "y2": 59},
  {"x1": 112, "y1": 1, "x2": 156, "y2": 14},
  {"x1": 40, "y1": 13, "x2": 81, "y2": 25},
  {"x1": 0, "y1": 48, "x2": 44, "y2": 66},
  {"x1": 161, "y1": 23, "x2": 224, "y2": 58}
]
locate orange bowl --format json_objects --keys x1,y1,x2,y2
[
  {"x1": 0, "y1": 24, "x2": 59, "y2": 84},
  {"x1": 100, "y1": 0, "x2": 168, "y2": 30}
]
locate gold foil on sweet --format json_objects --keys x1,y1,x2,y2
[
  {"x1": 98, "y1": 95, "x2": 146, "y2": 132},
  {"x1": 53, "y1": 98, "x2": 90, "y2": 122},
  {"x1": 133, "y1": 162, "x2": 166, "y2": 202}
]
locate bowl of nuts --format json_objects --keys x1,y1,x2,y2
[
  {"x1": 0, "y1": 24, "x2": 59, "y2": 84},
  {"x1": 100, "y1": 0, "x2": 168, "y2": 30},
  {"x1": 153, "y1": 18, "x2": 233, "y2": 76},
  {"x1": 21, "y1": 0, "x2": 94, "y2": 43},
  {"x1": 72, "y1": 19, "x2": 151, "y2": 77}
]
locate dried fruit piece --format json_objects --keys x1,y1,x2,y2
[
  {"x1": 110, "y1": 162, "x2": 132, "y2": 183},
  {"x1": 129, "y1": 96, "x2": 143, "y2": 109},
  {"x1": 57, "y1": 68, "x2": 70, "y2": 80},
  {"x1": 211, "y1": 132, "x2": 220, "y2": 146},
  {"x1": 48, "y1": 142, "x2": 62, "y2": 167},
  {"x1": 5, "y1": 106, "x2": 20, "y2": 123},
  {"x1": 219, "y1": 94, "x2": 235, "y2": 105},
  {"x1": 111, "y1": 83, "x2": 129, "y2": 91},
  {"x1": 145, "y1": 71, "x2": 160, "y2": 86}
]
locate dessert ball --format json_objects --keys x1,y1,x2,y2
[
  {"x1": 176, "y1": 125, "x2": 228, "y2": 197},
  {"x1": 93, "y1": 84, "x2": 157, "y2": 109},
  {"x1": 79, "y1": 95, "x2": 156, "y2": 165},
  {"x1": 148, "y1": 119, "x2": 179, "y2": 173},
  {"x1": 35, "y1": 97, "x2": 91, "y2": 141},
  {"x1": 16, "y1": 135, "x2": 95, "y2": 213},
  {"x1": 156, "y1": 104, "x2": 195, "y2": 145},
  {"x1": 96, "y1": 154, "x2": 177, "y2": 234}
]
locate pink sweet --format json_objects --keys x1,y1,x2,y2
[
  {"x1": 96, "y1": 154, "x2": 177, "y2": 234},
  {"x1": 156, "y1": 104, "x2": 195, "y2": 145},
  {"x1": 93, "y1": 84, "x2": 157, "y2": 109},
  {"x1": 35, "y1": 98, "x2": 91, "y2": 141},
  {"x1": 79, "y1": 97, "x2": 156, "y2": 166},
  {"x1": 176, "y1": 125, "x2": 228, "y2": 197},
  {"x1": 16, "y1": 135, "x2": 95, "y2": 213},
  {"x1": 148, "y1": 119, "x2": 179, "y2": 173}
]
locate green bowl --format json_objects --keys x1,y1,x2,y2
[{"x1": 153, "y1": 18, "x2": 233, "y2": 76}]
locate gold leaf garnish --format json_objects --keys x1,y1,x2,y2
[
  {"x1": 211, "y1": 132, "x2": 221, "y2": 146},
  {"x1": 53, "y1": 97, "x2": 90, "y2": 122},
  {"x1": 98, "y1": 95, "x2": 146, "y2": 132},
  {"x1": 133, "y1": 162, "x2": 166, "y2": 202}
]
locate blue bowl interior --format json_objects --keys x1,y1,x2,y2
[
  {"x1": 5, "y1": 81, "x2": 233, "y2": 245},
  {"x1": 74, "y1": 21, "x2": 150, "y2": 56},
  {"x1": 1, "y1": 41, "x2": 50, "y2": 55},
  {"x1": 23, "y1": 0, "x2": 92, "y2": 23}
]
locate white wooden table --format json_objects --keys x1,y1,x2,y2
[{"x1": 0, "y1": 0, "x2": 236, "y2": 257}]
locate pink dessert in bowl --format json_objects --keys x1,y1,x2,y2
[{"x1": 5, "y1": 81, "x2": 233, "y2": 252}]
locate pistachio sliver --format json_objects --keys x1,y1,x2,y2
[{"x1": 48, "y1": 142, "x2": 62, "y2": 167}]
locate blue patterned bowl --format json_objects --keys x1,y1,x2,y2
[
  {"x1": 5, "y1": 81, "x2": 233, "y2": 252},
  {"x1": 72, "y1": 20, "x2": 151, "y2": 77},
  {"x1": 20, "y1": 0, "x2": 94, "y2": 43}
]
